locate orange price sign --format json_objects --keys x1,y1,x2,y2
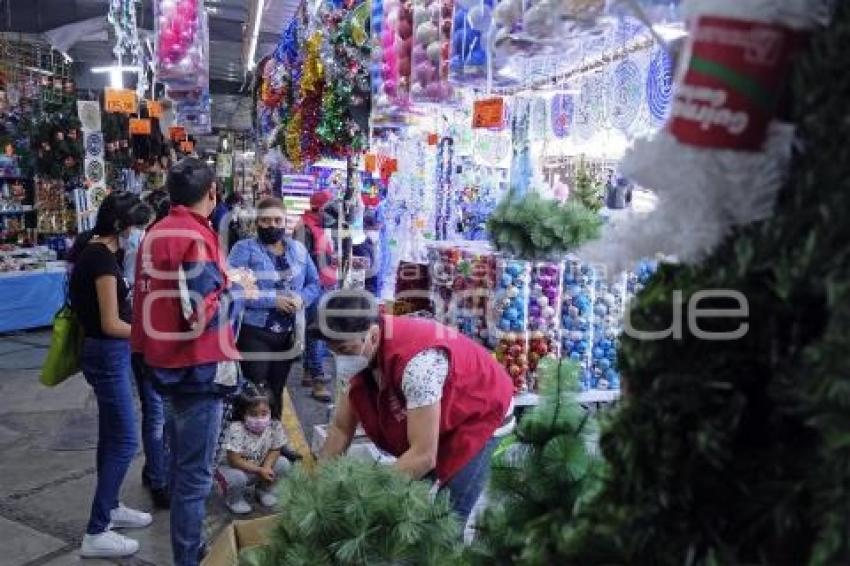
[
  {"x1": 427, "y1": 133, "x2": 439, "y2": 145},
  {"x1": 472, "y1": 97, "x2": 505, "y2": 129},
  {"x1": 364, "y1": 153, "x2": 377, "y2": 172},
  {"x1": 180, "y1": 140, "x2": 194, "y2": 153},
  {"x1": 104, "y1": 88, "x2": 138, "y2": 114},
  {"x1": 146, "y1": 100, "x2": 163, "y2": 119},
  {"x1": 169, "y1": 126, "x2": 187, "y2": 142},
  {"x1": 129, "y1": 118, "x2": 152, "y2": 135}
]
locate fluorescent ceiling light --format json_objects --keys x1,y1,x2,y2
[
  {"x1": 246, "y1": 0, "x2": 266, "y2": 71},
  {"x1": 91, "y1": 65, "x2": 142, "y2": 74}
]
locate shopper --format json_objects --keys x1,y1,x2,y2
[
  {"x1": 215, "y1": 385, "x2": 291, "y2": 514},
  {"x1": 68, "y1": 192, "x2": 154, "y2": 558},
  {"x1": 317, "y1": 293, "x2": 515, "y2": 525},
  {"x1": 130, "y1": 189, "x2": 171, "y2": 510},
  {"x1": 133, "y1": 157, "x2": 254, "y2": 566},
  {"x1": 293, "y1": 190, "x2": 337, "y2": 401},
  {"x1": 228, "y1": 197, "x2": 321, "y2": 418}
]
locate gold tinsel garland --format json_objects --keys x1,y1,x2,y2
[{"x1": 285, "y1": 32, "x2": 324, "y2": 168}]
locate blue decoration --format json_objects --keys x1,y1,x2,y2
[
  {"x1": 609, "y1": 59, "x2": 642, "y2": 132},
  {"x1": 647, "y1": 47, "x2": 674, "y2": 124},
  {"x1": 551, "y1": 93, "x2": 574, "y2": 139}
]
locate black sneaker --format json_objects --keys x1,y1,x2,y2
[{"x1": 150, "y1": 487, "x2": 171, "y2": 510}]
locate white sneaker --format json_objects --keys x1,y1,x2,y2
[
  {"x1": 109, "y1": 504, "x2": 153, "y2": 529},
  {"x1": 80, "y1": 530, "x2": 139, "y2": 558},
  {"x1": 257, "y1": 490, "x2": 278, "y2": 508},
  {"x1": 227, "y1": 498, "x2": 253, "y2": 515}
]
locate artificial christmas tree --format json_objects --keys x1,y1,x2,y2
[
  {"x1": 473, "y1": 2, "x2": 850, "y2": 565},
  {"x1": 466, "y1": 358, "x2": 601, "y2": 565},
  {"x1": 243, "y1": 458, "x2": 463, "y2": 566},
  {"x1": 570, "y1": 163, "x2": 602, "y2": 213}
]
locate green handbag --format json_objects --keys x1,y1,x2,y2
[{"x1": 40, "y1": 304, "x2": 84, "y2": 387}]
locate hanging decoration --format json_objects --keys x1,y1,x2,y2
[
  {"x1": 609, "y1": 59, "x2": 642, "y2": 133},
  {"x1": 108, "y1": 0, "x2": 142, "y2": 67},
  {"x1": 579, "y1": 1, "x2": 826, "y2": 274},
  {"x1": 646, "y1": 46, "x2": 673, "y2": 124},
  {"x1": 434, "y1": 136, "x2": 454, "y2": 240},
  {"x1": 550, "y1": 93, "x2": 574, "y2": 138}
]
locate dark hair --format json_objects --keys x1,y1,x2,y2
[
  {"x1": 145, "y1": 189, "x2": 171, "y2": 223},
  {"x1": 68, "y1": 192, "x2": 153, "y2": 263},
  {"x1": 167, "y1": 157, "x2": 215, "y2": 207},
  {"x1": 314, "y1": 291, "x2": 379, "y2": 340},
  {"x1": 257, "y1": 196, "x2": 285, "y2": 212},
  {"x1": 232, "y1": 382, "x2": 273, "y2": 422}
]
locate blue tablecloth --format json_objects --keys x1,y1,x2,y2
[{"x1": 0, "y1": 271, "x2": 65, "y2": 333}]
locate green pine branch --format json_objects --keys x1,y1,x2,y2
[{"x1": 486, "y1": 192, "x2": 602, "y2": 259}]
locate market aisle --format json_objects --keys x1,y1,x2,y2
[{"x1": 0, "y1": 330, "x2": 330, "y2": 566}]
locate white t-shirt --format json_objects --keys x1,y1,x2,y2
[{"x1": 222, "y1": 420, "x2": 286, "y2": 465}]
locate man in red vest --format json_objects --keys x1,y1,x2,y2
[{"x1": 317, "y1": 292, "x2": 515, "y2": 523}]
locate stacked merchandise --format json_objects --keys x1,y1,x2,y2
[
  {"x1": 492, "y1": 259, "x2": 530, "y2": 391},
  {"x1": 428, "y1": 243, "x2": 495, "y2": 344}
]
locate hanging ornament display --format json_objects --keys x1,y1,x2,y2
[
  {"x1": 609, "y1": 59, "x2": 642, "y2": 133},
  {"x1": 108, "y1": 0, "x2": 142, "y2": 67},
  {"x1": 155, "y1": 0, "x2": 205, "y2": 84},
  {"x1": 580, "y1": 1, "x2": 825, "y2": 274},
  {"x1": 450, "y1": 0, "x2": 493, "y2": 81},
  {"x1": 434, "y1": 137, "x2": 454, "y2": 240},
  {"x1": 529, "y1": 96, "x2": 547, "y2": 141},
  {"x1": 410, "y1": 0, "x2": 454, "y2": 102},
  {"x1": 550, "y1": 92, "x2": 574, "y2": 138},
  {"x1": 646, "y1": 46, "x2": 673, "y2": 125},
  {"x1": 575, "y1": 72, "x2": 607, "y2": 140},
  {"x1": 508, "y1": 97, "x2": 532, "y2": 197}
]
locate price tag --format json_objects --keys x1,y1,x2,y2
[
  {"x1": 104, "y1": 88, "x2": 138, "y2": 114},
  {"x1": 129, "y1": 118, "x2": 152, "y2": 135},
  {"x1": 472, "y1": 98, "x2": 505, "y2": 129},
  {"x1": 427, "y1": 133, "x2": 439, "y2": 145},
  {"x1": 146, "y1": 100, "x2": 163, "y2": 119},
  {"x1": 169, "y1": 126, "x2": 187, "y2": 142},
  {"x1": 180, "y1": 140, "x2": 194, "y2": 153}
]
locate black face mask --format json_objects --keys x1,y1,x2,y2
[{"x1": 257, "y1": 226, "x2": 285, "y2": 244}]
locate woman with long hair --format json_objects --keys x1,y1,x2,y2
[{"x1": 69, "y1": 191, "x2": 154, "y2": 558}]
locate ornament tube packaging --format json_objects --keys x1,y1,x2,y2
[
  {"x1": 579, "y1": 0, "x2": 831, "y2": 274},
  {"x1": 155, "y1": 0, "x2": 206, "y2": 86},
  {"x1": 410, "y1": 0, "x2": 454, "y2": 102}
]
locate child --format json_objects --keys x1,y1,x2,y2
[{"x1": 216, "y1": 387, "x2": 291, "y2": 514}]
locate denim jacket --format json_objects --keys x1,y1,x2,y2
[{"x1": 227, "y1": 237, "x2": 320, "y2": 330}]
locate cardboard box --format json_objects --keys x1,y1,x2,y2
[{"x1": 202, "y1": 515, "x2": 277, "y2": 566}]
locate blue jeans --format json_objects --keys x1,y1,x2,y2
[
  {"x1": 304, "y1": 300, "x2": 329, "y2": 383},
  {"x1": 81, "y1": 338, "x2": 138, "y2": 535},
  {"x1": 132, "y1": 354, "x2": 169, "y2": 490},
  {"x1": 440, "y1": 437, "x2": 499, "y2": 525},
  {"x1": 166, "y1": 392, "x2": 223, "y2": 566}
]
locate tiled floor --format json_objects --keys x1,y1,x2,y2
[{"x1": 0, "y1": 328, "x2": 334, "y2": 566}]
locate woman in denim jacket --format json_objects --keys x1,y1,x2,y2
[{"x1": 228, "y1": 197, "x2": 320, "y2": 419}]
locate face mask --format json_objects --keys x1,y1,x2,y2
[
  {"x1": 334, "y1": 354, "x2": 370, "y2": 384},
  {"x1": 333, "y1": 332, "x2": 374, "y2": 383},
  {"x1": 257, "y1": 226, "x2": 285, "y2": 244},
  {"x1": 119, "y1": 227, "x2": 143, "y2": 251},
  {"x1": 244, "y1": 415, "x2": 271, "y2": 434}
]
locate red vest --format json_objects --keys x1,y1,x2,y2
[
  {"x1": 131, "y1": 206, "x2": 237, "y2": 368},
  {"x1": 347, "y1": 316, "x2": 514, "y2": 482}
]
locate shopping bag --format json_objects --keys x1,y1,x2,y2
[{"x1": 40, "y1": 305, "x2": 84, "y2": 387}]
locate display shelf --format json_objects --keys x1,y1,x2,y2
[{"x1": 514, "y1": 389, "x2": 621, "y2": 407}]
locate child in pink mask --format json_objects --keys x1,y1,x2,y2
[{"x1": 215, "y1": 387, "x2": 291, "y2": 514}]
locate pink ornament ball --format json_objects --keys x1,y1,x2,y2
[
  {"x1": 398, "y1": 19, "x2": 413, "y2": 40},
  {"x1": 415, "y1": 61, "x2": 434, "y2": 84},
  {"x1": 425, "y1": 81, "x2": 441, "y2": 99}
]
